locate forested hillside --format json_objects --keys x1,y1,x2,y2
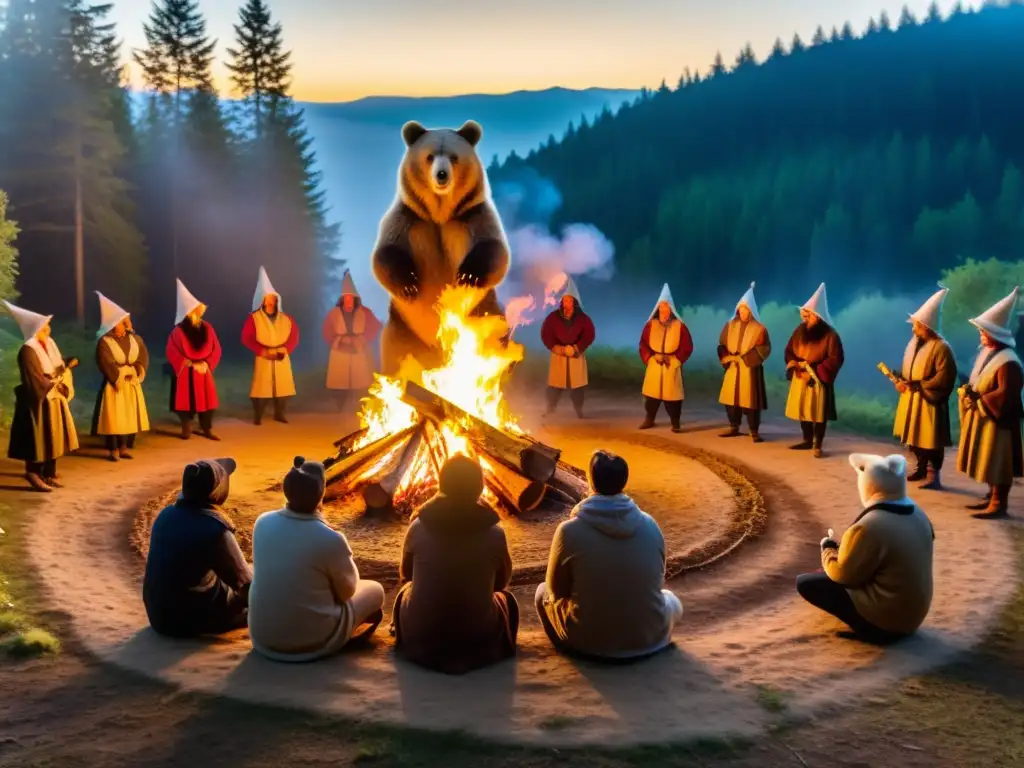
[{"x1": 493, "y1": 2, "x2": 1024, "y2": 305}]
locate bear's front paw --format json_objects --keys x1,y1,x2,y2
[
  {"x1": 400, "y1": 280, "x2": 419, "y2": 300},
  {"x1": 456, "y1": 241, "x2": 503, "y2": 288},
  {"x1": 455, "y1": 272, "x2": 481, "y2": 288}
]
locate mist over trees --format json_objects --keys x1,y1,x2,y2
[
  {"x1": 0, "y1": 0, "x2": 339, "y2": 351},
  {"x1": 493, "y1": 2, "x2": 1024, "y2": 309}
]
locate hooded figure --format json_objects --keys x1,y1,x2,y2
[
  {"x1": 783, "y1": 283, "x2": 845, "y2": 457},
  {"x1": 540, "y1": 276, "x2": 596, "y2": 418},
  {"x1": 3, "y1": 300, "x2": 79, "y2": 492},
  {"x1": 166, "y1": 279, "x2": 222, "y2": 441},
  {"x1": 717, "y1": 282, "x2": 771, "y2": 441},
  {"x1": 796, "y1": 453, "x2": 934, "y2": 644},
  {"x1": 248, "y1": 456, "x2": 386, "y2": 662},
  {"x1": 957, "y1": 286, "x2": 1023, "y2": 519},
  {"x1": 392, "y1": 454, "x2": 518, "y2": 674},
  {"x1": 889, "y1": 287, "x2": 957, "y2": 489},
  {"x1": 638, "y1": 284, "x2": 694, "y2": 432},
  {"x1": 535, "y1": 450, "x2": 683, "y2": 660},
  {"x1": 91, "y1": 292, "x2": 150, "y2": 461},
  {"x1": 322, "y1": 270, "x2": 382, "y2": 410},
  {"x1": 142, "y1": 458, "x2": 252, "y2": 637},
  {"x1": 241, "y1": 267, "x2": 300, "y2": 425}
]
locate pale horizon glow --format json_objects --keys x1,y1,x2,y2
[{"x1": 111, "y1": 0, "x2": 978, "y2": 102}]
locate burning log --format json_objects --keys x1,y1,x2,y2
[
  {"x1": 401, "y1": 381, "x2": 561, "y2": 483},
  {"x1": 362, "y1": 424, "x2": 425, "y2": 515},
  {"x1": 323, "y1": 423, "x2": 419, "y2": 500},
  {"x1": 483, "y1": 459, "x2": 547, "y2": 516}
]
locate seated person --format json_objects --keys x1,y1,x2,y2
[
  {"x1": 535, "y1": 450, "x2": 683, "y2": 661},
  {"x1": 392, "y1": 454, "x2": 518, "y2": 675},
  {"x1": 143, "y1": 458, "x2": 251, "y2": 637},
  {"x1": 796, "y1": 453, "x2": 935, "y2": 644},
  {"x1": 248, "y1": 456, "x2": 385, "y2": 662}
]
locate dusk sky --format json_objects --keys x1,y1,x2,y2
[{"x1": 112, "y1": 0, "x2": 974, "y2": 102}]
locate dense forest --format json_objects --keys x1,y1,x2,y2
[
  {"x1": 0, "y1": 0, "x2": 339, "y2": 357},
  {"x1": 493, "y1": 1, "x2": 1024, "y2": 306}
]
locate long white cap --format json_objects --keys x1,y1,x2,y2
[
  {"x1": 95, "y1": 291, "x2": 130, "y2": 338},
  {"x1": 252, "y1": 266, "x2": 281, "y2": 312},
  {"x1": 1, "y1": 299, "x2": 52, "y2": 343},
  {"x1": 340, "y1": 270, "x2": 359, "y2": 297},
  {"x1": 969, "y1": 286, "x2": 1019, "y2": 347},
  {"x1": 801, "y1": 282, "x2": 832, "y2": 326},
  {"x1": 736, "y1": 281, "x2": 759, "y2": 322},
  {"x1": 908, "y1": 286, "x2": 947, "y2": 336},
  {"x1": 175, "y1": 278, "x2": 203, "y2": 325},
  {"x1": 651, "y1": 283, "x2": 679, "y2": 319},
  {"x1": 560, "y1": 275, "x2": 582, "y2": 307}
]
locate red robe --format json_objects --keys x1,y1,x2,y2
[
  {"x1": 166, "y1": 323, "x2": 222, "y2": 413},
  {"x1": 540, "y1": 307, "x2": 596, "y2": 354}
]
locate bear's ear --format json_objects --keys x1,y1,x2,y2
[
  {"x1": 848, "y1": 453, "x2": 870, "y2": 473},
  {"x1": 885, "y1": 454, "x2": 907, "y2": 477},
  {"x1": 402, "y1": 121, "x2": 428, "y2": 147},
  {"x1": 456, "y1": 120, "x2": 483, "y2": 147}
]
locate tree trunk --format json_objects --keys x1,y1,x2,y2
[{"x1": 74, "y1": 133, "x2": 85, "y2": 326}]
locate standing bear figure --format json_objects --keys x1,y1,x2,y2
[{"x1": 371, "y1": 120, "x2": 510, "y2": 376}]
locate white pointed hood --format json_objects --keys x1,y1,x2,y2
[
  {"x1": 175, "y1": 278, "x2": 203, "y2": 325},
  {"x1": 95, "y1": 292, "x2": 130, "y2": 338},
  {"x1": 651, "y1": 283, "x2": 680, "y2": 319},
  {"x1": 340, "y1": 270, "x2": 359, "y2": 297},
  {"x1": 801, "y1": 282, "x2": 832, "y2": 326},
  {"x1": 736, "y1": 281, "x2": 760, "y2": 322},
  {"x1": 560, "y1": 275, "x2": 582, "y2": 308},
  {"x1": 908, "y1": 286, "x2": 947, "y2": 336},
  {"x1": 1, "y1": 300, "x2": 52, "y2": 343},
  {"x1": 969, "y1": 286, "x2": 1019, "y2": 347},
  {"x1": 252, "y1": 266, "x2": 281, "y2": 312}
]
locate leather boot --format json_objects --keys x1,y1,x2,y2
[
  {"x1": 965, "y1": 487, "x2": 992, "y2": 511},
  {"x1": 180, "y1": 420, "x2": 193, "y2": 440},
  {"x1": 972, "y1": 486, "x2": 1010, "y2": 519},
  {"x1": 919, "y1": 467, "x2": 942, "y2": 490},
  {"x1": 638, "y1": 419, "x2": 655, "y2": 430},
  {"x1": 719, "y1": 426, "x2": 740, "y2": 438},
  {"x1": 26, "y1": 472, "x2": 52, "y2": 492},
  {"x1": 750, "y1": 432, "x2": 764, "y2": 443},
  {"x1": 907, "y1": 458, "x2": 927, "y2": 483}
]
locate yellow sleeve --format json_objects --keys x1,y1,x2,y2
[{"x1": 820, "y1": 524, "x2": 882, "y2": 587}]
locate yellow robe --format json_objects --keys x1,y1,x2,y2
[
  {"x1": 718, "y1": 318, "x2": 770, "y2": 410},
  {"x1": 325, "y1": 307, "x2": 376, "y2": 390},
  {"x1": 893, "y1": 336, "x2": 954, "y2": 450},
  {"x1": 642, "y1": 318, "x2": 685, "y2": 401},
  {"x1": 24, "y1": 337, "x2": 79, "y2": 459},
  {"x1": 958, "y1": 347, "x2": 1021, "y2": 486},
  {"x1": 95, "y1": 335, "x2": 150, "y2": 436},
  {"x1": 250, "y1": 311, "x2": 296, "y2": 399}
]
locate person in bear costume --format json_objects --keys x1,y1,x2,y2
[
  {"x1": 796, "y1": 453, "x2": 935, "y2": 644},
  {"x1": 371, "y1": 120, "x2": 510, "y2": 376}
]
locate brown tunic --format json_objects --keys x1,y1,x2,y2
[
  {"x1": 893, "y1": 335, "x2": 956, "y2": 450},
  {"x1": 958, "y1": 347, "x2": 1024, "y2": 485},
  {"x1": 717, "y1": 318, "x2": 771, "y2": 410},
  {"x1": 783, "y1": 322, "x2": 845, "y2": 422}
]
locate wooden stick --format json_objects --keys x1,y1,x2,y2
[
  {"x1": 484, "y1": 460, "x2": 547, "y2": 514},
  {"x1": 332, "y1": 426, "x2": 368, "y2": 454},
  {"x1": 323, "y1": 423, "x2": 418, "y2": 498},
  {"x1": 401, "y1": 381, "x2": 561, "y2": 482},
  {"x1": 362, "y1": 423, "x2": 425, "y2": 512}
]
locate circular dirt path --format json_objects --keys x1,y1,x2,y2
[{"x1": 14, "y1": 403, "x2": 1021, "y2": 747}]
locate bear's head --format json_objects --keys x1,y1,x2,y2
[
  {"x1": 399, "y1": 120, "x2": 485, "y2": 209},
  {"x1": 848, "y1": 453, "x2": 910, "y2": 508}
]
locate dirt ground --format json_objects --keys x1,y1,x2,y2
[{"x1": 1, "y1": 396, "x2": 1022, "y2": 766}]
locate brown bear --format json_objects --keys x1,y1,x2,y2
[{"x1": 371, "y1": 120, "x2": 510, "y2": 376}]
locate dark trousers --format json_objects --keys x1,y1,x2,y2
[
  {"x1": 799, "y1": 420, "x2": 828, "y2": 447},
  {"x1": 26, "y1": 459, "x2": 56, "y2": 477},
  {"x1": 252, "y1": 397, "x2": 288, "y2": 421},
  {"x1": 104, "y1": 434, "x2": 136, "y2": 451},
  {"x1": 796, "y1": 572, "x2": 905, "y2": 645},
  {"x1": 546, "y1": 386, "x2": 585, "y2": 416},
  {"x1": 332, "y1": 390, "x2": 352, "y2": 411},
  {"x1": 645, "y1": 397, "x2": 682, "y2": 428},
  {"x1": 726, "y1": 405, "x2": 761, "y2": 433},
  {"x1": 177, "y1": 411, "x2": 213, "y2": 432},
  {"x1": 910, "y1": 446, "x2": 944, "y2": 470}
]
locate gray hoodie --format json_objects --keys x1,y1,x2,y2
[{"x1": 542, "y1": 493, "x2": 671, "y2": 657}]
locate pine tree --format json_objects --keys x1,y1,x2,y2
[
  {"x1": 879, "y1": 10, "x2": 893, "y2": 31},
  {"x1": 950, "y1": 1, "x2": 966, "y2": 15},
  {"x1": 768, "y1": 37, "x2": 787, "y2": 59},
  {"x1": 0, "y1": 191, "x2": 19, "y2": 303},
  {"x1": 657, "y1": 77, "x2": 670, "y2": 94},
  {"x1": 829, "y1": 26, "x2": 841, "y2": 43},
  {"x1": 709, "y1": 51, "x2": 727, "y2": 77},
  {"x1": 225, "y1": 0, "x2": 289, "y2": 139},
  {"x1": 898, "y1": 5, "x2": 918, "y2": 27},
  {"x1": 812, "y1": 25, "x2": 827, "y2": 45},
  {"x1": 734, "y1": 43, "x2": 756, "y2": 69},
  {"x1": 925, "y1": 1, "x2": 943, "y2": 22},
  {"x1": 840, "y1": 21, "x2": 855, "y2": 40},
  {"x1": 791, "y1": 32, "x2": 806, "y2": 52},
  {"x1": 865, "y1": 17, "x2": 879, "y2": 34}
]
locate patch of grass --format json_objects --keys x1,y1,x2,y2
[
  {"x1": 754, "y1": 684, "x2": 789, "y2": 714},
  {"x1": 352, "y1": 738, "x2": 392, "y2": 763},
  {"x1": 538, "y1": 714, "x2": 578, "y2": 732},
  {"x1": 0, "y1": 608, "x2": 25, "y2": 634},
  {"x1": 0, "y1": 627, "x2": 61, "y2": 658}
]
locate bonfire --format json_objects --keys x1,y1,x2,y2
[{"x1": 323, "y1": 283, "x2": 587, "y2": 517}]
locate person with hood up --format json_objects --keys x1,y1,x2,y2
[
  {"x1": 784, "y1": 283, "x2": 845, "y2": 458},
  {"x1": 248, "y1": 456, "x2": 386, "y2": 661},
  {"x1": 323, "y1": 270, "x2": 382, "y2": 411},
  {"x1": 392, "y1": 454, "x2": 518, "y2": 674},
  {"x1": 638, "y1": 284, "x2": 693, "y2": 433},
  {"x1": 3, "y1": 300, "x2": 79, "y2": 492},
  {"x1": 91, "y1": 292, "x2": 150, "y2": 461},
  {"x1": 717, "y1": 282, "x2": 771, "y2": 442},
  {"x1": 957, "y1": 286, "x2": 1023, "y2": 519},
  {"x1": 540, "y1": 276, "x2": 596, "y2": 419},
  {"x1": 796, "y1": 453, "x2": 934, "y2": 644},
  {"x1": 535, "y1": 450, "x2": 683, "y2": 661},
  {"x1": 166, "y1": 279, "x2": 222, "y2": 441},
  {"x1": 887, "y1": 286, "x2": 957, "y2": 490},
  {"x1": 142, "y1": 458, "x2": 252, "y2": 637},
  {"x1": 242, "y1": 266, "x2": 300, "y2": 425}
]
